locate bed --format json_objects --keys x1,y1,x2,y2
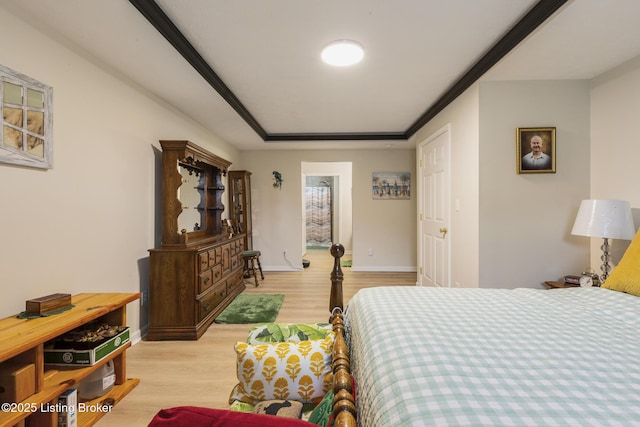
[{"x1": 327, "y1": 242, "x2": 640, "y2": 427}]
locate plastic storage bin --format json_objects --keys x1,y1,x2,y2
[{"x1": 77, "y1": 360, "x2": 115, "y2": 400}]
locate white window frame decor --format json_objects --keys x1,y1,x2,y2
[{"x1": 1, "y1": 64, "x2": 53, "y2": 169}]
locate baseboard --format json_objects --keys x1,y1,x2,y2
[
  {"x1": 350, "y1": 266, "x2": 417, "y2": 272},
  {"x1": 263, "y1": 263, "x2": 415, "y2": 272},
  {"x1": 263, "y1": 265, "x2": 304, "y2": 272},
  {"x1": 130, "y1": 327, "x2": 143, "y2": 345}
]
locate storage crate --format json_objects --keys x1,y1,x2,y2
[{"x1": 44, "y1": 328, "x2": 129, "y2": 366}]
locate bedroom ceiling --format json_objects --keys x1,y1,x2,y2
[{"x1": 2, "y1": 0, "x2": 640, "y2": 150}]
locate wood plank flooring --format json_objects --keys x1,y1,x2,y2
[{"x1": 97, "y1": 249, "x2": 416, "y2": 426}]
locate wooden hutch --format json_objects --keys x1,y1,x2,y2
[
  {"x1": 147, "y1": 140, "x2": 245, "y2": 340},
  {"x1": 227, "y1": 170, "x2": 253, "y2": 250}
]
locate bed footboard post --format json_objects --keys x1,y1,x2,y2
[
  {"x1": 329, "y1": 243, "x2": 356, "y2": 426},
  {"x1": 330, "y1": 243, "x2": 345, "y2": 315},
  {"x1": 331, "y1": 311, "x2": 357, "y2": 427}
]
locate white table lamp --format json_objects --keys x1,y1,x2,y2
[{"x1": 571, "y1": 199, "x2": 635, "y2": 282}]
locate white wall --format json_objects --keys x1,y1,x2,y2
[
  {"x1": 478, "y1": 80, "x2": 591, "y2": 288},
  {"x1": 409, "y1": 87, "x2": 481, "y2": 288},
  {"x1": 0, "y1": 8, "x2": 239, "y2": 337},
  {"x1": 239, "y1": 149, "x2": 416, "y2": 272},
  {"x1": 590, "y1": 55, "x2": 640, "y2": 268},
  {"x1": 410, "y1": 80, "x2": 593, "y2": 289}
]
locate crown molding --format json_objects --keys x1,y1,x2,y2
[{"x1": 129, "y1": 0, "x2": 568, "y2": 142}]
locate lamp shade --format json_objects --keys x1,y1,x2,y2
[{"x1": 571, "y1": 199, "x2": 635, "y2": 240}]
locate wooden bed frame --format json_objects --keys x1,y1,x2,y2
[{"x1": 329, "y1": 243, "x2": 357, "y2": 427}]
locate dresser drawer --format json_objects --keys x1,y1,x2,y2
[
  {"x1": 211, "y1": 264, "x2": 223, "y2": 284},
  {"x1": 198, "y1": 283, "x2": 227, "y2": 322},
  {"x1": 230, "y1": 239, "x2": 240, "y2": 255},
  {"x1": 227, "y1": 270, "x2": 243, "y2": 294},
  {"x1": 222, "y1": 243, "x2": 231, "y2": 272},
  {"x1": 199, "y1": 251, "x2": 209, "y2": 271},
  {"x1": 198, "y1": 269, "x2": 213, "y2": 294},
  {"x1": 231, "y1": 253, "x2": 241, "y2": 270},
  {"x1": 208, "y1": 247, "x2": 222, "y2": 267}
]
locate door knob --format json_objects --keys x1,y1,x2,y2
[{"x1": 439, "y1": 227, "x2": 448, "y2": 236}]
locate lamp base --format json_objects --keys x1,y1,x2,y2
[{"x1": 600, "y1": 237, "x2": 611, "y2": 283}]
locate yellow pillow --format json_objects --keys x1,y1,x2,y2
[
  {"x1": 229, "y1": 335, "x2": 333, "y2": 405},
  {"x1": 603, "y1": 228, "x2": 640, "y2": 296}
]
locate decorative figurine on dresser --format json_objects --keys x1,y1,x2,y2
[{"x1": 147, "y1": 140, "x2": 245, "y2": 340}]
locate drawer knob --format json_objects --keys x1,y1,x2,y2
[{"x1": 204, "y1": 302, "x2": 211, "y2": 311}]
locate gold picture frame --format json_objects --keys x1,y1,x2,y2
[{"x1": 516, "y1": 127, "x2": 556, "y2": 174}]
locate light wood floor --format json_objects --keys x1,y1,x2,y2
[{"x1": 97, "y1": 249, "x2": 416, "y2": 426}]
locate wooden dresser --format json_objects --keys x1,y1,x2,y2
[
  {"x1": 147, "y1": 140, "x2": 246, "y2": 340},
  {"x1": 147, "y1": 236, "x2": 245, "y2": 340}
]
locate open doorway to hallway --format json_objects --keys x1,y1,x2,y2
[
  {"x1": 301, "y1": 162, "x2": 353, "y2": 257},
  {"x1": 305, "y1": 176, "x2": 334, "y2": 249}
]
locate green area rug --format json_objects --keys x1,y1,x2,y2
[
  {"x1": 214, "y1": 294, "x2": 285, "y2": 324},
  {"x1": 341, "y1": 260, "x2": 352, "y2": 267}
]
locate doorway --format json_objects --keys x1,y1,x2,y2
[
  {"x1": 418, "y1": 125, "x2": 451, "y2": 286},
  {"x1": 305, "y1": 176, "x2": 334, "y2": 249},
  {"x1": 301, "y1": 162, "x2": 353, "y2": 256}
]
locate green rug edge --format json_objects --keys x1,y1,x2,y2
[{"x1": 214, "y1": 293, "x2": 285, "y2": 324}]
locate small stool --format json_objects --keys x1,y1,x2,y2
[{"x1": 243, "y1": 250, "x2": 264, "y2": 287}]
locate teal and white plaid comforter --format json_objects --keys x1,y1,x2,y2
[{"x1": 345, "y1": 287, "x2": 640, "y2": 426}]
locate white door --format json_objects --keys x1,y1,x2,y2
[{"x1": 418, "y1": 126, "x2": 451, "y2": 287}]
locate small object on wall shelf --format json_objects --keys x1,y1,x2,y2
[
  {"x1": 272, "y1": 170, "x2": 283, "y2": 189},
  {"x1": 25, "y1": 293, "x2": 71, "y2": 316}
]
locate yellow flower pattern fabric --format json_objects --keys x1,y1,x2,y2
[{"x1": 230, "y1": 334, "x2": 334, "y2": 404}]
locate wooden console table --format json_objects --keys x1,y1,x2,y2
[{"x1": 0, "y1": 293, "x2": 140, "y2": 426}]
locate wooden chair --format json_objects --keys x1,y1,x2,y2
[{"x1": 243, "y1": 250, "x2": 264, "y2": 287}]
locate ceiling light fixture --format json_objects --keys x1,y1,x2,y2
[{"x1": 321, "y1": 40, "x2": 364, "y2": 66}]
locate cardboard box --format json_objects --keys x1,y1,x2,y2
[
  {"x1": 44, "y1": 328, "x2": 130, "y2": 366},
  {"x1": 57, "y1": 388, "x2": 77, "y2": 427},
  {"x1": 25, "y1": 293, "x2": 72, "y2": 316},
  {"x1": 0, "y1": 363, "x2": 35, "y2": 403}
]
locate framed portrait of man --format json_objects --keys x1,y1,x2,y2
[{"x1": 516, "y1": 127, "x2": 556, "y2": 174}]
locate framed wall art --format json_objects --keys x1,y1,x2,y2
[
  {"x1": 372, "y1": 172, "x2": 411, "y2": 199},
  {"x1": 1, "y1": 64, "x2": 53, "y2": 169},
  {"x1": 516, "y1": 127, "x2": 555, "y2": 174}
]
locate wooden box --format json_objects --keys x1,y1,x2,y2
[
  {"x1": 0, "y1": 363, "x2": 35, "y2": 403},
  {"x1": 25, "y1": 293, "x2": 71, "y2": 316}
]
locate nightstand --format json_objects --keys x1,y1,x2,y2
[{"x1": 543, "y1": 280, "x2": 579, "y2": 289}]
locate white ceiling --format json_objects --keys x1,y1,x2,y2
[{"x1": 2, "y1": 0, "x2": 640, "y2": 151}]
